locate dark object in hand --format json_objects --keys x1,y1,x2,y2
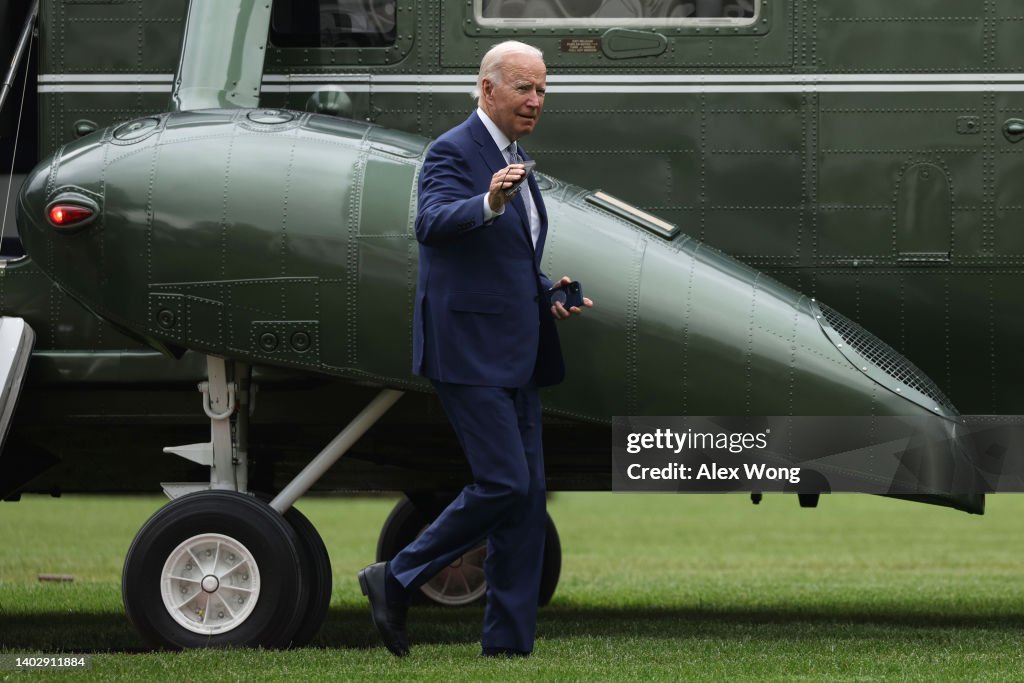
[
  {"x1": 502, "y1": 160, "x2": 537, "y2": 198},
  {"x1": 547, "y1": 281, "x2": 584, "y2": 309}
]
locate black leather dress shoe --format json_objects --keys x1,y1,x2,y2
[{"x1": 358, "y1": 562, "x2": 410, "y2": 657}]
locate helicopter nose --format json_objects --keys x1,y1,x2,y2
[
  {"x1": 17, "y1": 157, "x2": 53, "y2": 247},
  {"x1": 17, "y1": 132, "x2": 111, "y2": 316},
  {"x1": 19, "y1": 133, "x2": 108, "y2": 243}
]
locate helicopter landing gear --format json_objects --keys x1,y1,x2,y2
[
  {"x1": 122, "y1": 490, "x2": 308, "y2": 649},
  {"x1": 124, "y1": 355, "x2": 404, "y2": 648}
]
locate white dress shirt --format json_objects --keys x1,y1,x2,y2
[{"x1": 476, "y1": 107, "x2": 541, "y2": 248}]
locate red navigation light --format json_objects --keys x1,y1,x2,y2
[
  {"x1": 47, "y1": 204, "x2": 94, "y2": 228},
  {"x1": 45, "y1": 192, "x2": 100, "y2": 232}
]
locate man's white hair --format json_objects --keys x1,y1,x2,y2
[{"x1": 472, "y1": 41, "x2": 544, "y2": 100}]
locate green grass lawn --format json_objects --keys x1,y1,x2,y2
[{"x1": 2, "y1": 492, "x2": 1024, "y2": 681}]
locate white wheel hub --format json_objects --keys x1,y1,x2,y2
[
  {"x1": 160, "y1": 533, "x2": 261, "y2": 635},
  {"x1": 419, "y1": 539, "x2": 487, "y2": 606}
]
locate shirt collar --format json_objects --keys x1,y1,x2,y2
[{"x1": 476, "y1": 107, "x2": 513, "y2": 154}]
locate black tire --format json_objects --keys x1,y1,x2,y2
[
  {"x1": 251, "y1": 493, "x2": 333, "y2": 648},
  {"x1": 537, "y1": 513, "x2": 561, "y2": 607},
  {"x1": 122, "y1": 490, "x2": 306, "y2": 649},
  {"x1": 279, "y1": 503, "x2": 332, "y2": 647},
  {"x1": 376, "y1": 495, "x2": 561, "y2": 607}
]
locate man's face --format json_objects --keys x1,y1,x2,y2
[{"x1": 481, "y1": 53, "x2": 547, "y2": 142}]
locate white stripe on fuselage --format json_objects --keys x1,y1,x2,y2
[
  {"x1": 38, "y1": 74, "x2": 174, "y2": 83},
  {"x1": 37, "y1": 72, "x2": 1024, "y2": 94}
]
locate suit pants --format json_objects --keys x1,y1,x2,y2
[{"x1": 389, "y1": 380, "x2": 547, "y2": 653}]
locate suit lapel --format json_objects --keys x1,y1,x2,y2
[
  {"x1": 468, "y1": 114, "x2": 507, "y2": 186},
  {"x1": 527, "y1": 171, "x2": 548, "y2": 263},
  {"x1": 510, "y1": 188, "x2": 530, "y2": 231},
  {"x1": 468, "y1": 113, "x2": 533, "y2": 247}
]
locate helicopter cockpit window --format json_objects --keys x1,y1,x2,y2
[
  {"x1": 270, "y1": 0, "x2": 397, "y2": 48},
  {"x1": 477, "y1": 0, "x2": 756, "y2": 25}
]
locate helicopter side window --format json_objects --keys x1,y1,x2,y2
[
  {"x1": 478, "y1": 0, "x2": 755, "y2": 23},
  {"x1": 270, "y1": 0, "x2": 397, "y2": 48}
]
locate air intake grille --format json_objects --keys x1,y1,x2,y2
[{"x1": 818, "y1": 303, "x2": 956, "y2": 413}]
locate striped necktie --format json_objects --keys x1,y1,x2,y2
[{"x1": 508, "y1": 142, "x2": 537, "y2": 246}]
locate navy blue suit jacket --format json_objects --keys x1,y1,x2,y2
[{"x1": 412, "y1": 113, "x2": 564, "y2": 388}]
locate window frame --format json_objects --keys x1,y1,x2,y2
[
  {"x1": 473, "y1": 0, "x2": 761, "y2": 30},
  {"x1": 266, "y1": 0, "x2": 413, "y2": 67}
]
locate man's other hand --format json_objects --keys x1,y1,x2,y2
[
  {"x1": 550, "y1": 276, "x2": 594, "y2": 320},
  {"x1": 488, "y1": 164, "x2": 527, "y2": 212}
]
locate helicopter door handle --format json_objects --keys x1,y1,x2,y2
[{"x1": 1003, "y1": 118, "x2": 1024, "y2": 142}]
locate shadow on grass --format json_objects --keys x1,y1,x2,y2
[{"x1": 4, "y1": 603, "x2": 1024, "y2": 653}]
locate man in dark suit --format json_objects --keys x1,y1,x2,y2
[{"x1": 358, "y1": 40, "x2": 591, "y2": 657}]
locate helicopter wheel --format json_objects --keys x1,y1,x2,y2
[
  {"x1": 274, "y1": 501, "x2": 333, "y2": 647},
  {"x1": 376, "y1": 495, "x2": 561, "y2": 607},
  {"x1": 122, "y1": 490, "x2": 308, "y2": 649}
]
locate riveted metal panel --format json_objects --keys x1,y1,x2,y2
[
  {"x1": 218, "y1": 129, "x2": 299, "y2": 281},
  {"x1": 818, "y1": 92, "x2": 984, "y2": 266},
  {"x1": 37, "y1": 0, "x2": 185, "y2": 156},
  {"x1": 815, "y1": 1, "x2": 985, "y2": 72},
  {"x1": 226, "y1": 278, "x2": 321, "y2": 347},
  {"x1": 816, "y1": 209, "x2": 891, "y2": 259},
  {"x1": 354, "y1": 236, "x2": 413, "y2": 377},
  {"x1": 798, "y1": 266, "x2": 1008, "y2": 416},
  {"x1": 995, "y1": 3, "x2": 1024, "y2": 71},
  {"x1": 279, "y1": 132, "x2": 360, "y2": 278},
  {"x1": 537, "y1": 198, "x2": 638, "y2": 419},
  {"x1": 248, "y1": 319, "x2": 321, "y2": 364},
  {"x1": 705, "y1": 208, "x2": 803, "y2": 258},
  {"x1": 148, "y1": 135, "x2": 233, "y2": 284},
  {"x1": 99, "y1": 141, "x2": 159, "y2": 297},
  {"x1": 359, "y1": 156, "x2": 416, "y2": 237},
  {"x1": 989, "y1": 270, "x2": 1024, "y2": 410},
  {"x1": 993, "y1": 94, "x2": 1024, "y2": 253},
  {"x1": 367, "y1": 90, "x2": 470, "y2": 139},
  {"x1": 633, "y1": 239, "x2": 690, "y2": 415},
  {"x1": 529, "y1": 93, "x2": 701, "y2": 238}
]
